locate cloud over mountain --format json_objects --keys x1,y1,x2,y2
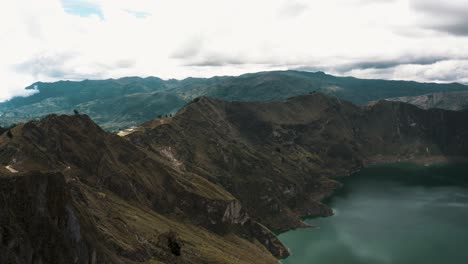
[{"x1": 1, "y1": 0, "x2": 468, "y2": 101}]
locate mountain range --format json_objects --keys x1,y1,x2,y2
[
  {"x1": 2, "y1": 92, "x2": 468, "y2": 263},
  {"x1": 1, "y1": 70, "x2": 467, "y2": 131}
]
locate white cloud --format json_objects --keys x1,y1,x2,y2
[
  {"x1": 345, "y1": 60, "x2": 468, "y2": 84},
  {"x1": 1, "y1": 0, "x2": 468, "y2": 101}
]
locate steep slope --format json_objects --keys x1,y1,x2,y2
[
  {"x1": 127, "y1": 93, "x2": 468, "y2": 233},
  {"x1": 0, "y1": 114, "x2": 284, "y2": 263},
  {"x1": 1, "y1": 70, "x2": 466, "y2": 130},
  {"x1": 384, "y1": 90, "x2": 468, "y2": 111}
]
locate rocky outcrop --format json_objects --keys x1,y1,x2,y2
[
  {"x1": 222, "y1": 200, "x2": 248, "y2": 225},
  {"x1": 250, "y1": 222, "x2": 290, "y2": 258}
]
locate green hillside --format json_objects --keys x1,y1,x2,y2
[{"x1": 1, "y1": 70, "x2": 466, "y2": 130}]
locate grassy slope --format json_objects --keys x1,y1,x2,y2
[{"x1": 0, "y1": 114, "x2": 282, "y2": 263}]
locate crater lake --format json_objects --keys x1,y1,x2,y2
[{"x1": 279, "y1": 163, "x2": 468, "y2": 264}]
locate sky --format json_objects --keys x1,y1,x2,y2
[{"x1": 1, "y1": 0, "x2": 468, "y2": 101}]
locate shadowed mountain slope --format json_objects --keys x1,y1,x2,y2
[
  {"x1": 128, "y1": 93, "x2": 468, "y2": 232},
  {"x1": 0, "y1": 114, "x2": 284, "y2": 263},
  {"x1": 1, "y1": 93, "x2": 468, "y2": 263}
]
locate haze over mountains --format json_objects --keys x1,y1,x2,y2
[
  {"x1": 1, "y1": 70, "x2": 467, "y2": 130},
  {"x1": 2, "y1": 91, "x2": 468, "y2": 263}
]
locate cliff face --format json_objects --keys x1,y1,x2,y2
[
  {"x1": 2, "y1": 93, "x2": 468, "y2": 263},
  {"x1": 359, "y1": 100, "x2": 468, "y2": 157},
  {"x1": 0, "y1": 172, "x2": 94, "y2": 264}
]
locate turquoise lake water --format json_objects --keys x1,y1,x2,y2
[{"x1": 279, "y1": 163, "x2": 468, "y2": 264}]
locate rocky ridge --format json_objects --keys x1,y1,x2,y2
[
  {"x1": 0, "y1": 114, "x2": 282, "y2": 263},
  {"x1": 384, "y1": 90, "x2": 468, "y2": 111}
]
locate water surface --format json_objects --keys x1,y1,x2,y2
[{"x1": 279, "y1": 163, "x2": 468, "y2": 264}]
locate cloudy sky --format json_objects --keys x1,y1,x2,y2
[{"x1": 1, "y1": 0, "x2": 468, "y2": 101}]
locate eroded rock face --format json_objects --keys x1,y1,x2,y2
[
  {"x1": 0, "y1": 172, "x2": 93, "y2": 264},
  {"x1": 250, "y1": 222, "x2": 290, "y2": 258},
  {"x1": 222, "y1": 200, "x2": 249, "y2": 225}
]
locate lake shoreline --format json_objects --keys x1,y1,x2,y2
[
  {"x1": 278, "y1": 156, "x2": 468, "y2": 261},
  {"x1": 295, "y1": 155, "x2": 468, "y2": 229},
  {"x1": 278, "y1": 161, "x2": 468, "y2": 263},
  {"x1": 363, "y1": 155, "x2": 468, "y2": 167}
]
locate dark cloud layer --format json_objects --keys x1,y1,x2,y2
[
  {"x1": 293, "y1": 55, "x2": 455, "y2": 74},
  {"x1": 411, "y1": 0, "x2": 468, "y2": 36},
  {"x1": 430, "y1": 24, "x2": 468, "y2": 37},
  {"x1": 335, "y1": 55, "x2": 453, "y2": 72}
]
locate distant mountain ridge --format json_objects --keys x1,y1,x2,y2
[{"x1": 1, "y1": 70, "x2": 467, "y2": 130}]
